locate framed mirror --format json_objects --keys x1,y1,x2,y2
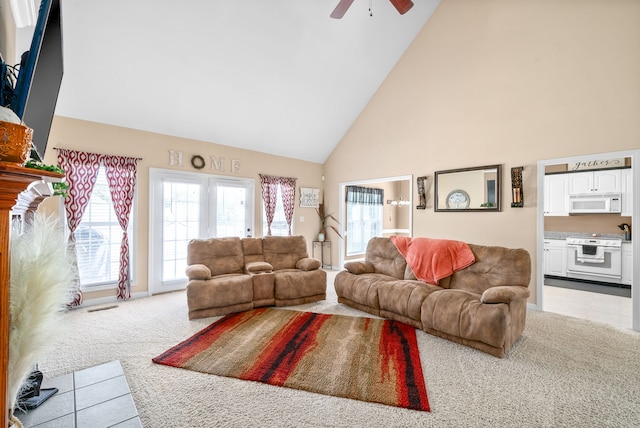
[{"x1": 434, "y1": 164, "x2": 502, "y2": 212}]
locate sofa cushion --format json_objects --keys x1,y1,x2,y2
[
  {"x1": 344, "y1": 261, "x2": 375, "y2": 275},
  {"x1": 334, "y1": 271, "x2": 393, "y2": 310},
  {"x1": 186, "y1": 274, "x2": 253, "y2": 311},
  {"x1": 296, "y1": 257, "x2": 321, "y2": 271},
  {"x1": 242, "y1": 237, "x2": 265, "y2": 264},
  {"x1": 263, "y1": 235, "x2": 308, "y2": 270},
  {"x1": 421, "y1": 289, "x2": 508, "y2": 349},
  {"x1": 273, "y1": 269, "x2": 326, "y2": 300},
  {"x1": 245, "y1": 261, "x2": 273, "y2": 274},
  {"x1": 185, "y1": 264, "x2": 211, "y2": 280},
  {"x1": 187, "y1": 237, "x2": 244, "y2": 276},
  {"x1": 481, "y1": 286, "x2": 529, "y2": 304},
  {"x1": 448, "y1": 244, "x2": 531, "y2": 295},
  {"x1": 365, "y1": 237, "x2": 407, "y2": 279},
  {"x1": 377, "y1": 280, "x2": 442, "y2": 322}
]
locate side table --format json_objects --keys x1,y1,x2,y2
[{"x1": 312, "y1": 240, "x2": 332, "y2": 269}]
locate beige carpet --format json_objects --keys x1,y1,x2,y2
[{"x1": 38, "y1": 272, "x2": 640, "y2": 427}]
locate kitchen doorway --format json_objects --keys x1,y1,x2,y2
[{"x1": 537, "y1": 150, "x2": 640, "y2": 332}]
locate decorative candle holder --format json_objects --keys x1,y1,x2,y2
[{"x1": 511, "y1": 166, "x2": 523, "y2": 208}]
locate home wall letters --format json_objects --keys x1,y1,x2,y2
[{"x1": 168, "y1": 150, "x2": 241, "y2": 173}]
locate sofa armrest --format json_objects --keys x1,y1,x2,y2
[
  {"x1": 246, "y1": 261, "x2": 273, "y2": 274},
  {"x1": 296, "y1": 257, "x2": 321, "y2": 271},
  {"x1": 185, "y1": 264, "x2": 211, "y2": 280},
  {"x1": 481, "y1": 286, "x2": 530, "y2": 304},
  {"x1": 343, "y1": 261, "x2": 376, "y2": 275}
]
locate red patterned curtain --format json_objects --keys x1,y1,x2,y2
[
  {"x1": 279, "y1": 177, "x2": 297, "y2": 235},
  {"x1": 103, "y1": 155, "x2": 139, "y2": 300},
  {"x1": 57, "y1": 149, "x2": 102, "y2": 307},
  {"x1": 259, "y1": 174, "x2": 279, "y2": 236}
]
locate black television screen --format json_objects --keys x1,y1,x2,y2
[{"x1": 10, "y1": 0, "x2": 63, "y2": 161}]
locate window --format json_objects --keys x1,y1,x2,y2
[
  {"x1": 345, "y1": 186, "x2": 383, "y2": 256},
  {"x1": 76, "y1": 167, "x2": 135, "y2": 287},
  {"x1": 346, "y1": 203, "x2": 382, "y2": 255},
  {"x1": 262, "y1": 185, "x2": 291, "y2": 236}
]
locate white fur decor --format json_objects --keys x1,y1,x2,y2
[{"x1": 8, "y1": 214, "x2": 74, "y2": 412}]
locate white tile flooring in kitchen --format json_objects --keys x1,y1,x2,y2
[
  {"x1": 13, "y1": 360, "x2": 142, "y2": 428},
  {"x1": 543, "y1": 285, "x2": 633, "y2": 330}
]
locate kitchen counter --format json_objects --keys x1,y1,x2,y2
[{"x1": 544, "y1": 232, "x2": 631, "y2": 242}]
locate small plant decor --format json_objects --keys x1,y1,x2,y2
[
  {"x1": 24, "y1": 159, "x2": 69, "y2": 197},
  {"x1": 316, "y1": 202, "x2": 343, "y2": 241}
]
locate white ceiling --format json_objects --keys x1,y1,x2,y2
[{"x1": 52, "y1": 0, "x2": 440, "y2": 163}]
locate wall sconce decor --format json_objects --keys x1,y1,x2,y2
[
  {"x1": 511, "y1": 166, "x2": 523, "y2": 208},
  {"x1": 416, "y1": 176, "x2": 428, "y2": 210}
]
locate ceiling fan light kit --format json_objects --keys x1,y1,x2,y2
[{"x1": 331, "y1": 0, "x2": 414, "y2": 19}]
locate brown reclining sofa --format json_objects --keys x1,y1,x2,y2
[
  {"x1": 334, "y1": 237, "x2": 531, "y2": 357},
  {"x1": 185, "y1": 235, "x2": 326, "y2": 319}
]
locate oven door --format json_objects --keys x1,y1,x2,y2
[{"x1": 566, "y1": 244, "x2": 622, "y2": 283}]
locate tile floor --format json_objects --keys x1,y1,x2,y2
[
  {"x1": 13, "y1": 360, "x2": 142, "y2": 428},
  {"x1": 543, "y1": 284, "x2": 633, "y2": 330}
]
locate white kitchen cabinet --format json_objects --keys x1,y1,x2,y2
[
  {"x1": 544, "y1": 174, "x2": 569, "y2": 216},
  {"x1": 567, "y1": 169, "x2": 621, "y2": 195},
  {"x1": 544, "y1": 239, "x2": 567, "y2": 277},
  {"x1": 621, "y1": 168, "x2": 633, "y2": 216},
  {"x1": 622, "y1": 242, "x2": 633, "y2": 285}
]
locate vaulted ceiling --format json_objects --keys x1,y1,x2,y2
[{"x1": 53, "y1": 0, "x2": 440, "y2": 163}]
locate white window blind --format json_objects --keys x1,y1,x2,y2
[{"x1": 76, "y1": 167, "x2": 135, "y2": 287}]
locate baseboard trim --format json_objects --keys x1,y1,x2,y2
[{"x1": 79, "y1": 291, "x2": 149, "y2": 309}]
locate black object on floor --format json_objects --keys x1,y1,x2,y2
[
  {"x1": 545, "y1": 276, "x2": 631, "y2": 298},
  {"x1": 16, "y1": 369, "x2": 59, "y2": 410},
  {"x1": 19, "y1": 388, "x2": 58, "y2": 410}
]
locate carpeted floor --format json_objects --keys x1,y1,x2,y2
[{"x1": 38, "y1": 271, "x2": 640, "y2": 427}]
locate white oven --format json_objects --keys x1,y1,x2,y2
[{"x1": 566, "y1": 237, "x2": 622, "y2": 283}]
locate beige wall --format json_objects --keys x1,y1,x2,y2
[
  {"x1": 323, "y1": 0, "x2": 640, "y2": 303},
  {"x1": 39, "y1": 116, "x2": 324, "y2": 300}
]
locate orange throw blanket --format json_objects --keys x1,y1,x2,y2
[{"x1": 390, "y1": 236, "x2": 475, "y2": 285}]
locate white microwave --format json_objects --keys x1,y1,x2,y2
[{"x1": 568, "y1": 193, "x2": 622, "y2": 214}]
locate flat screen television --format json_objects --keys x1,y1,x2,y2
[{"x1": 10, "y1": 0, "x2": 63, "y2": 161}]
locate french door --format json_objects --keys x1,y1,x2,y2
[{"x1": 148, "y1": 168, "x2": 254, "y2": 294}]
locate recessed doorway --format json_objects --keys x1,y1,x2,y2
[{"x1": 537, "y1": 150, "x2": 639, "y2": 331}]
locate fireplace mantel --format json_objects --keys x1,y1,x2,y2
[{"x1": 0, "y1": 163, "x2": 64, "y2": 427}]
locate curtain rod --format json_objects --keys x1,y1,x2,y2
[{"x1": 53, "y1": 147, "x2": 142, "y2": 161}]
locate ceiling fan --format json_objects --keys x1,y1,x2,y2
[{"x1": 330, "y1": 0, "x2": 414, "y2": 19}]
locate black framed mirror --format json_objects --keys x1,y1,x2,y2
[{"x1": 434, "y1": 164, "x2": 502, "y2": 212}]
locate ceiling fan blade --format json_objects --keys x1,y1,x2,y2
[
  {"x1": 389, "y1": 0, "x2": 414, "y2": 15},
  {"x1": 330, "y1": 0, "x2": 355, "y2": 19}
]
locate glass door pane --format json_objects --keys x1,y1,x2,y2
[
  {"x1": 162, "y1": 180, "x2": 202, "y2": 282},
  {"x1": 212, "y1": 178, "x2": 253, "y2": 238},
  {"x1": 149, "y1": 168, "x2": 254, "y2": 295}
]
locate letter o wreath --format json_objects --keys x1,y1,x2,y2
[{"x1": 191, "y1": 155, "x2": 205, "y2": 169}]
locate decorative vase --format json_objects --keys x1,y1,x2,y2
[
  {"x1": 318, "y1": 232, "x2": 325, "y2": 242},
  {"x1": 0, "y1": 121, "x2": 33, "y2": 166}
]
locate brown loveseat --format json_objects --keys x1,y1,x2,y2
[
  {"x1": 334, "y1": 237, "x2": 531, "y2": 357},
  {"x1": 185, "y1": 235, "x2": 326, "y2": 319}
]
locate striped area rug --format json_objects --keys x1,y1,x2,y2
[{"x1": 153, "y1": 307, "x2": 430, "y2": 411}]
